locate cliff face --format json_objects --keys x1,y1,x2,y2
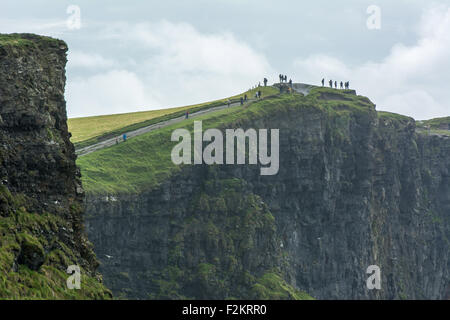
[
  {"x1": 85, "y1": 91, "x2": 449, "y2": 300},
  {"x1": 0, "y1": 34, "x2": 110, "y2": 299}
]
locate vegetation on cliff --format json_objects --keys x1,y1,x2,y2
[
  {"x1": 81, "y1": 85, "x2": 449, "y2": 300},
  {"x1": 416, "y1": 116, "x2": 450, "y2": 136},
  {"x1": 0, "y1": 185, "x2": 111, "y2": 299},
  {"x1": 99, "y1": 175, "x2": 312, "y2": 300},
  {"x1": 0, "y1": 33, "x2": 111, "y2": 299},
  {"x1": 68, "y1": 86, "x2": 278, "y2": 149},
  {"x1": 78, "y1": 87, "x2": 375, "y2": 195}
]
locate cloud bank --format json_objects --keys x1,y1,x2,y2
[
  {"x1": 66, "y1": 20, "x2": 273, "y2": 117},
  {"x1": 293, "y1": 5, "x2": 450, "y2": 120}
]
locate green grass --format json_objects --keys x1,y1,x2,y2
[
  {"x1": 0, "y1": 33, "x2": 61, "y2": 47},
  {"x1": 78, "y1": 87, "x2": 374, "y2": 195},
  {"x1": 69, "y1": 86, "x2": 278, "y2": 149},
  {"x1": 252, "y1": 272, "x2": 314, "y2": 300},
  {"x1": 78, "y1": 93, "x2": 295, "y2": 194},
  {"x1": 417, "y1": 116, "x2": 450, "y2": 129},
  {"x1": 378, "y1": 111, "x2": 413, "y2": 122},
  {"x1": 416, "y1": 116, "x2": 450, "y2": 136},
  {"x1": 416, "y1": 117, "x2": 450, "y2": 137},
  {"x1": 0, "y1": 185, "x2": 111, "y2": 299}
]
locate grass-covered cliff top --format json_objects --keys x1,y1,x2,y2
[
  {"x1": 69, "y1": 86, "x2": 278, "y2": 149},
  {"x1": 78, "y1": 87, "x2": 376, "y2": 195},
  {"x1": 416, "y1": 116, "x2": 450, "y2": 136},
  {"x1": 0, "y1": 33, "x2": 63, "y2": 48}
]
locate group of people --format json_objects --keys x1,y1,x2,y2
[
  {"x1": 250, "y1": 78, "x2": 269, "y2": 90},
  {"x1": 322, "y1": 78, "x2": 350, "y2": 90},
  {"x1": 279, "y1": 74, "x2": 290, "y2": 83},
  {"x1": 239, "y1": 90, "x2": 262, "y2": 106},
  {"x1": 279, "y1": 74, "x2": 293, "y2": 86}
]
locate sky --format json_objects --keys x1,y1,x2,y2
[{"x1": 0, "y1": 0, "x2": 449, "y2": 120}]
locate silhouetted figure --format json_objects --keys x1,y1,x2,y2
[
  {"x1": 347, "y1": 81, "x2": 350, "y2": 89},
  {"x1": 321, "y1": 78, "x2": 325, "y2": 87},
  {"x1": 264, "y1": 78, "x2": 268, "y2": 86},
  {"x1": 329, "y1": 80, "x2": 333, "y2": 88},
  {"x1": 284, "y1": 75, "x2": 287, "y2": 82},
  {"x1": 289, "y1": 79, "x2": 293, "y2": 87},
  {"x1": 279, "y1": 74, "x2": 282, "y2": 83},
  {"x1": 334, "y1": 81, "x2": 337, "y2": 89},
  {"x1": 240, "y1": 97, "x2": 244, "y2": 105}
]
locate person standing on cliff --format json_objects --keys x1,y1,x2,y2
[
  {"x1": 329, "y1": 79, "x2": 333, "y2": 88},
  {"x1": 321, "y1": 78, "x2": 325, "y2": 86},
  {"x1": 264, "y1": 77, "x2": 268, "y2": 87}
]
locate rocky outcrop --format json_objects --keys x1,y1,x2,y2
[
  {"x1": 0, "y1": 34, "x2": 110, "y2": 299},
  {"x1": 85, "y1": 92, "x2": 449, "y2": 300}
]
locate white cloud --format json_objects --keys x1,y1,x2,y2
[
  {"x1": 293, "y1": 5, "x2": 450, "y2": 120},
  {"x1": 68, "y1": 51, "x2": 116, "y2": 69},
  {"x1": 66, "y1": 70, "x2": 156, "y2": 118},
  {"x1": 0, "y1": 18, "x2": 67, "y2": 37},
  {"x1": 64, "y1": 20, "x2": 274, "y2": 117},
  {"x1": 131, "y1": 21, "x2": 271, "y2": 76}
]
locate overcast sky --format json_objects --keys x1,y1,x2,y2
[{"x1": 1, "y1": 0, "x2": 449, "y2": 120}]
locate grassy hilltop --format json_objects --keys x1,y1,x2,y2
[
  {"x1": 69, "y1": 86, "x2": 278, "y2": 149},
  {"x1": 77, "y1": 87, "x2": 377, "y2": 195}
]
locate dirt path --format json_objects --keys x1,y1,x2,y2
[
  {"x1": 76, "y1": 100, "x2": 244, "y2": 157},
  {"x1": 75, "y1": 84, "x2": 315, "y2": 157}
]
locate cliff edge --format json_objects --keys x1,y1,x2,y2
[{"x1": 0, "y1": 34, "x2": 110, "y2": 299}]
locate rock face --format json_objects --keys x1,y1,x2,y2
[
  {"x1": 0, "y1": 34, "x2": 110, "y2": 299},
  {"x1": 85, "y1": 93, "x2": 449, "y2": 300},
  {"x1": 0, "y1": 33, "x2": 78, "y2": 216}
]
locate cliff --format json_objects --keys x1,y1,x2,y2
[
  {"x1": 81, "y1": 89, "x2": 450, "y2": 299},
  {"x1": 0, "y1": 34, "x2": 110, "y2": 299}
]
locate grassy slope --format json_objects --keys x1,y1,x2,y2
[
  {"x1": 0, "y1": 34, "x2": 60, "y2": 47},
  {"x1": 0, "y1": 185, "x2": 111, "y2": 299},
  {"x1": 416, "y1": 116, "x2": 450, "y2": 136},
  {"x1": 78, "y1": 87, "x2": 375, "y2": 195},
  {"x1": 418, "y1": 116, "x2": 450, "y2": 128},
  {"x1": 69, "y1": 86, "x2": 278, "y2": 149}
]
